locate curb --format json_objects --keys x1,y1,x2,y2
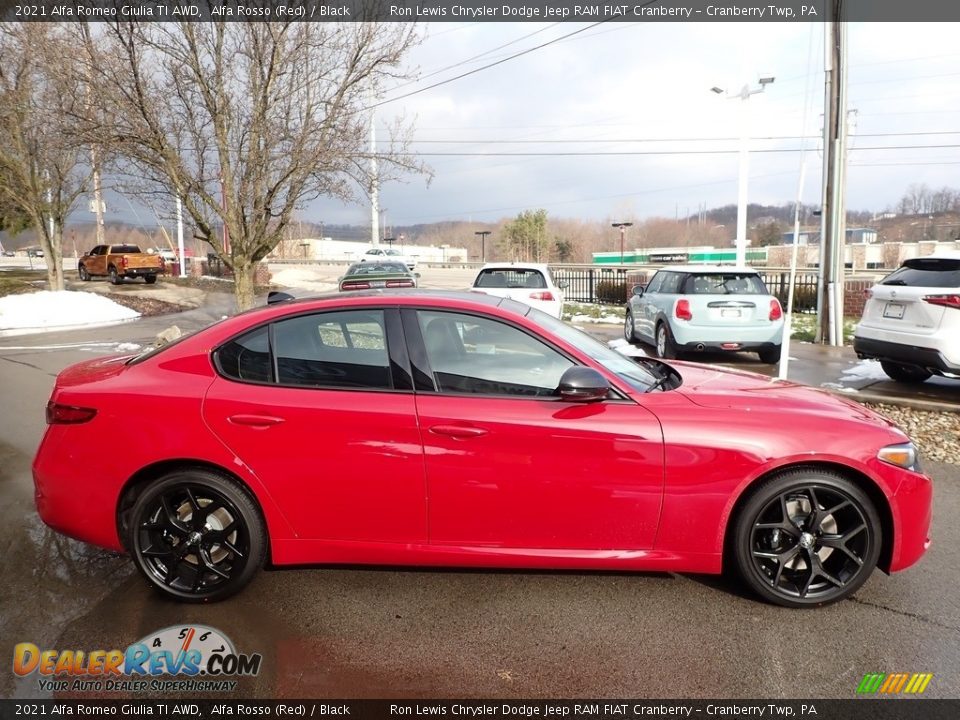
[{"x1": 824, "y1": 387, "x2": 960, "y2": 414}]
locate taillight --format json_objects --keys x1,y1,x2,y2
[
  {"x1": 46, "y1": 401, "x2": 97, "y2": 425},
  {"x1": 529, "y1": 291, "x2": 555, "y2": 301},
  {"x1": 923, "y1": 294, "x2": 960, "y2": 310},
  {"x1": 386, "y1": 280, "x2": 415, "y2": 288},
  {"x1": 864, "y1": 289, "x2": 873, "y2": 300},
  {"x1": 120, "y1": 256, "x2": 128, "y2": 268},
  {"x1": 675, "y1": 299, "x2": 692, "y2": 320},
  {"x1": 769, "y1": 298, "x2": 783, "y2": 321},
  {"x1": 341, "y1": 282, "x2": 370, "y2": 291}
]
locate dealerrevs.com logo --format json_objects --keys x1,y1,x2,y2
[{"x1": 13, "y1": 625, "x2": 261, "y2": 693}]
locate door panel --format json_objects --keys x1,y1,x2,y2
[{"x1": 418, "y1": 395, "x2": 664, "y2": 549}]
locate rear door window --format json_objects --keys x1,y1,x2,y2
[{"x1": 882, "y1": 258, "x2": 960, "y2": 288}]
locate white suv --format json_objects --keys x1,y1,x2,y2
[
  {"x1": 360, "y1": 247, "x2": 417, "y2": 271},
  {"x1": 471, "y1": 263, "x2": 565, "y2": 318},
  {"x1": 854, "y1": 252, "x2": 960, "y2": 383}
]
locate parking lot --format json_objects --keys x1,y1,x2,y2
[{"x1": 1, "y1": 266, "x2": 959, "y2": 699}]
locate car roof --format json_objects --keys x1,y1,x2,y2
[
  {"x1": 478, "y1": 262, "x2": 551, "y2": 272},
  {"x1": 907, "y1": 251, "x2": 960, "y2": 261},
  {"x1": 657, "y1": 264, "x2": 759, "y2": 274}
]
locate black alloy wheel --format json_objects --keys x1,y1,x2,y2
[
  {"x1": 734, "y1": 469, "x2": 881, "y2": 607},
  {"x1": 78, "y1": 265, "x2": 90, "y2": 281},
  {"x1": 127, "y1": 470, "x2": 266, "y2": 602}
]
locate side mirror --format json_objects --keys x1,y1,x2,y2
[
  {"x1": 557, "y1": 366, "x2": 610, "y2": 403},
  {"x1": 558, "y1": 280, "x2": 570, "y2": 290},
  {"x1": 631, "y1": 284, "x2": 645, "y2": 297},
  {"x1": 267, "y1": 290, "x2": 295, "y2": 305}
]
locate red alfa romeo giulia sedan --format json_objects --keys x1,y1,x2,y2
[{"x1": 33, "y1": 291, "x2": 932, "y2": 607}]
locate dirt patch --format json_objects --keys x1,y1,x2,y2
[
  {"x1": 0, "y1": 269, "x2": 47, "y2": 298},
  {"x1": 105, "y1": 294, "x2": 185, "y2": 317},
  {"x1": 159, "y1": 275, "x2": 273, "y2": 295}
]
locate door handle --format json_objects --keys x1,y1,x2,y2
[
  {"x1": 429, "y1": 424, "x2": 488, "y2": 439},
  {"x1": 227, "y1": 414, "x2": 285, "y2": 428}
]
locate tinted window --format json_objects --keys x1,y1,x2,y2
[
  {"x1": 682, "y1": 273, "x2": 767, "y2": 295},
  {"x1": 659, "y1": 273, "x2": 682, "y2": 294},
  {"x1": 110, "y1": 245, "x2": 142, "y2": 254},
  {"x1": 475, "y1": 268, "x2": 547, "y2": 289},
  {"x1": 417, "y1": 311, "x2": 572, "y2": 397},
  {"x1": 882, "y1": 258, "x2": 960, "y2": 288},
  {"x1": 346, "y1": 262, "x2": 409, "y2": 275},
  {"x1": 216, "y1": 327, "x2": 272, "y2": 382},
  {"x1": 273, "y1": 311, "x2": 391, "y2": 389}
]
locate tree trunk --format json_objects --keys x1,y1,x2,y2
[
  {"x1": 47, "y1": 229, "x2": 65, "y2": 291},
  {"x1": 234, "y1": 263, "x2": 256, "y2": 312}
]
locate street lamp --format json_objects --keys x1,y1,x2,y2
[
  {"x1": 474, "y1": 230, "x2": 491, "y2": 262},
  {"x1": 711, "y1": 76, "x2": 775, "y2": 266},
  {"x1": 611, "y1": 222, "x2": 633, "y2": 265}
]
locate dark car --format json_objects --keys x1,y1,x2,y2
[{"x1": 338, "y1": 261, "x2": 418, "y2": 292}]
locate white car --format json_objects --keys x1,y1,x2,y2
[
  {"x1": 471, "y1": 263, "x2": 565, "y2": 319},
  {"x1": 854, "y1": 251, "x2": 960, "y2": 383},
  {"x1": 360, "y1": 247, "x2": 417, "y2": 271}
]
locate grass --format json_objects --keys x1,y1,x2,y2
[
  {"x1": 788, "y1": 313, "x2": 857, "y2": 343},
  {"x1": 0, "y1": 268, "x2": 47, "y2": 298},
  {"x1": 562, "y1": 302, "x2": 625, "y2": 322}
]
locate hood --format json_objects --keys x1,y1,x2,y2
[
  {"x1": 55, "y1": 354, "x2": 133, "y2": 388},
  {"x1": 671, "y1": 361, "x2": 902, "y2": 432}
]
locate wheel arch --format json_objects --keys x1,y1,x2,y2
[
  {"x1": 722, "y1": 461, "x2": 894, "y2": 574},
  {"x1": 115, "y1": 458, "x2": 273, "y2": 562}
]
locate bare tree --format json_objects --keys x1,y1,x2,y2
[
  {"x1": 0, "y1": 24, "x2": 91, "y2": 290},
  {"x1": 75, "y1": 19, "x2": 425, "y2": 309}
]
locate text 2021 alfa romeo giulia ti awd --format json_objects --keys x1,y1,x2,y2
[{"x1": 33, "y1": 291, "x2": 932, "y2": 606}]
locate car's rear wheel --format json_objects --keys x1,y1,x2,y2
[
  {"x1": 624, "y1": 310, "x2": 637, "y2": 343},
  {"x1": 758, "y1": 345, "x2": 782, "y2": 364},
  {"x1": 880, "y1": 361, "x2": 931, "y2": 384},
  {"x1": 733, "y1": 468, "x2": 881, "y2": 608},
  {"x1": 655, "y1": 322, "x2": 677, "y2": 359},
  {"x1": 127, "y1": 469, "x2": 266, "y2": 603},
  {"x1": 144, "y1": 274, "x2": 157, "y2": 285},
  {"x1": 108, "y1": 266, "x2": 120, "y2": 285},
  {"x1": 78, "y1": 265, "x2": 90, "y2": 281}
]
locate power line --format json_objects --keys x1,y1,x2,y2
[
  {"x1": 400, "y1": 144, "x2": 960, "y2": 157},
  {"x1": 405, "y1": 130, "x2": 960, "y2": 144}
]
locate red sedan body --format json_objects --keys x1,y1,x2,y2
[{"x1": 33, "y1": 291, "x2": 932, "y2": 605}]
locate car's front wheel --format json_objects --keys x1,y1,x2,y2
[
  {"x1": 126, "y1": 469, "x2": 267, "y2": 603},
  {"x1": 733, "y1": 468, "x2": 882, "y2": 607},
  {"x1": 624, "y1": 310, "x2": 637, "y2": 343},
  {"x1": 880, "y1": 361, "x2": 931, "y2": 384},
  {"x1": 78, "y1": 265, "x2": 90, "y2": 281}
]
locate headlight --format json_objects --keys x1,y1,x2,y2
[{"x1": 878, "y1": 442, "x2": 921, "y2": 472}]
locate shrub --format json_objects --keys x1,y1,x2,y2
[{"x1": 595, "y1": 280, "x2": 628, "y2": 304}]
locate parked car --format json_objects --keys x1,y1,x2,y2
[
  {"x1": 854, "y1": 252, "x2": 960, "y2": 383},
  {"x1": 78, "y1": 244, "x2": 164, "y2": 284},
  {"x1": 338, "y1": 261, "x2": 417, "y2": 292},
  {"x1": 1, "y1": 250, "x2": 15, "y2": 257},
  {"x1": 360, "y1": 246, "x2": 417, "y2": 271},
  {"x1": 471, "y1": 263, "x2": 566, "y2": 318},
  {"x1": 26, "y1": 248, "x2": 44, "y2": 258},
  {"x1": 34, "y1": 290, "x2": 930, "y2": 607},
  {"x1": 624, "y1": 265, "x2": 784, "y2": 363}
]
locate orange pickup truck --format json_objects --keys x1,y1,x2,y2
[{"x1": 78, "y1": 244, "x2": 164, "y2": 285}]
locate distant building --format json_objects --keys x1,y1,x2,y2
[{"x1": 781, "y1": 227, "x2": 877, "y2": 245}]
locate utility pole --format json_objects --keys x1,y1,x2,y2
[
  {"x1": 818, "y1": 9, "x2": 849, "y2": 346},
  {"x1": 175, "y1": 196, "x2": 185, "y2": 277},
  {"x1": 474, "y1": 230, "x2": 491, "y2": 262},
  {"x1": 369, "y1": 91, "x2": 380, "y2": 247}
]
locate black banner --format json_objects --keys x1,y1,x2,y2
[
  {"x1": 2, "y1": 700, "x2": 960, "y2": 720},
  {"x1": 5, "y1": 1, "x2": 960, "y2": 24}
]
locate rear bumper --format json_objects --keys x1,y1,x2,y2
[
  {"x1": 854, "y1": 336, "x2": 960, "y2": 374},
  {"x1": 679, "y1": 340, "x2": 779, "y2": 353},
  {"x1": 122, "y1": 267, "x2": 160, "y2": 277},
  {"x1": 672, "y1": 322, "x2": 783, "y2": 348}
]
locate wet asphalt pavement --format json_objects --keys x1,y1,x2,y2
[{"x1": 1, "y1": 300, "x2": 959, "y2": 700}]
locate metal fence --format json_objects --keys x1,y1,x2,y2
[{"x1": 552, "y1": 265, "x2": 821, "y2": 311}]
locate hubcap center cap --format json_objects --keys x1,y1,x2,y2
[
  {"x1": 799, "y1": 532, "x2": 816, "y2": 550},
  {"x1": 186, "y1": 531, "x2": 203, "y2": 546}
]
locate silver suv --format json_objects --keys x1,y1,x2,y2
[{"x1": 854, "y1": 252, "x2": 960, "y2": 383}]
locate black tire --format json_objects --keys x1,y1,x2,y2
[
  {"x1": 880, "y1": 360, "x2": 931, "y2": 384},
  {"x1": 78, "y1": 264, "x2": 90, "y2": 281},
  {"x1": 624, "y1": 310, "x2": 637, "y2": 343},
  {"x1": 108, "y1": 266, "x2": 120, "y2": 285},
  {"x1": 144, "y1": 274, "x2": 157, "y2": 285},
  {"x1": 126, "y1": 469, "x2": 267, "y2": 603},
  {"x1": 758, "y1": 345, "x2": 782, "y2": 364},
  {"x1": 655, "y1": 322, "x2": 677, "y2": 359},
  {"x1": 732, "y1": 468, "x2": 882, "y2": 608}
]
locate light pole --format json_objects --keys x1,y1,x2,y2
[
  {"x1": 711, "y1": 76, "x2": 775, "y2": 266},
  {"x1": 611, "y1": 222, "x2": 633, "y2": 265},
  {"x1": 474, "y1": 230, "x2": 491, "y2": 262}
]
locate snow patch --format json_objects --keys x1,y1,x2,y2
[
  {"x1": 0, "y1": 290, "x2": 140, "y2": 332},
  {"x1": 115, "y1": 342, "x2": 142, "y2": 352},
  {"x1": 608, "y1": 338, "x2": 647, "y2": 357},
  {"x1": 570, "y1": 313, "x2": 624, "y2": 324},
  {"x1": 839, "y1": 359, "x2": 890, "y2": 383},
  {"x1": 270, "y1": 267, "x2": 338, "y2": 293}
]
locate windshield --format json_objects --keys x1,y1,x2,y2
[{"x1": 527, "y1": 307, "x2": 658, "y2": 392}]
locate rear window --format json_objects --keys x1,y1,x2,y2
[
  {"x1": 475, "y1": 269, "x2": 546, "y2": 289},
  {"x1": 882, "y1": 258, "x2": 960, "y2": 288},
  {"x1": 682, "y1": 273, "x2": 768, "y2": 295},
  {"x1": 346, "y1": 262, "x2": 408, "y2": 275},
  {"x1": 110, "y1": 245, "x2": 142, "y2": 254}
]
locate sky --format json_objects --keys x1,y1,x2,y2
[
  {"x1": 322, "y1": 20, "x2": 960, "y2": 229},
  {"x1": 94, "y1": 21, "x2": 960, "y2": 233}
]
